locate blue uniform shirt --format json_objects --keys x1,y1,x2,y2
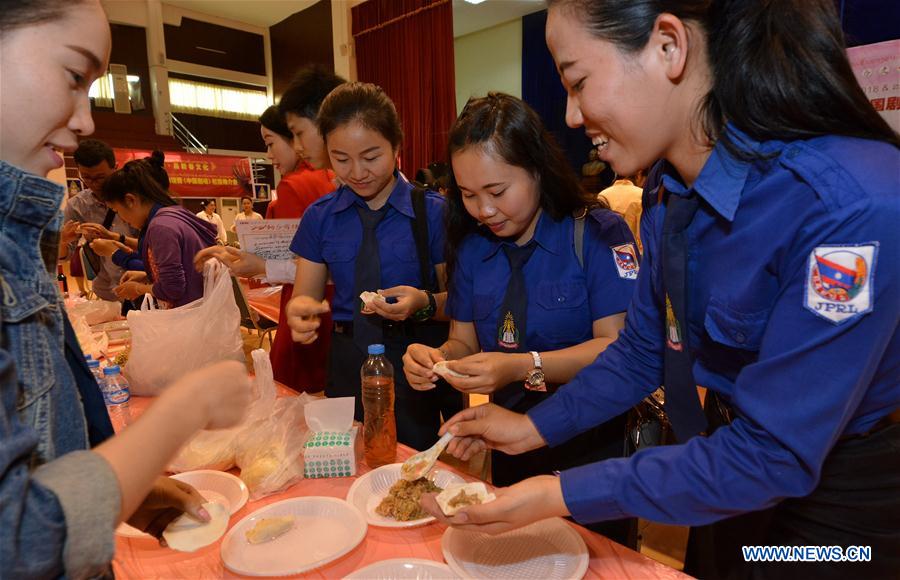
[
  {"x1": 446, "y1": 209, "x2": 638, "y2": 353},
  {"x1": 291, "y1": 173, "x2": 446, "y2": 321},
  {"x1": 528, "y1": 129, "x2": 900, "y2": 526}
]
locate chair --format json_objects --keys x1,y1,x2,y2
[{"x1": 230, "y1": 276, "x2": 278, "y2": 348}]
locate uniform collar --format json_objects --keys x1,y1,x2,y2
[
  {"x1": 331, "y1": 171, "x2": 416, "y2": 219},
  {"x1": 483, "y1": 209, "x2": 561, "y2": 261},
  {"x1": 661, "y1": 124, "x2": 760, "y2": 222}
]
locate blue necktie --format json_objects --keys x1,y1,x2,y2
[
  {"x1": 661, "y1": 191, "x2": 708, "y2": 442},
  {"x1": 353, "y1": 204, "x2": 388, "y2": 351}
]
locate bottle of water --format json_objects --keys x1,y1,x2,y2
[
  {"x1": 87, "y1": 359, "x2": 104, "y2": 384},
  {"x1": 361, "y1": 344, "x2": 396, "y2": 468},
  {"x1": 102, "y1": 365, "x2": 132, "y2": 429}
]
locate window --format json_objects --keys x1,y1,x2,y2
[
  {"x1": 88, "y1": 74, "x2": 143, "y2": 109},
  {"x1": 169, "y1": 78, "x2": 268, "y2": 121}
]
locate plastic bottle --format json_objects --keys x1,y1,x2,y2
[
  {"x1": 102, "y1": 365, "x2": 132, "y2": 429},
  {"x1": 56, "y1": 267, "x2": 68, "y2": 298},
  {"x1": 361, "y1": 344, "x2": 396, "y2": 468},
  {"x1": 87, "y1": 359, "x2": 104, "y2": 384}
]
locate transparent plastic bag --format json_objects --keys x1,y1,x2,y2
[
  {"x1": 235, "y1": 388, "x2": 316, "y2": 499},
  {"x1": 169, "y1": 350, "x2": 277, "y2": 473}
]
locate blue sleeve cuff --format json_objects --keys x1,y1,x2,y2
[
  {"x1": 526, "y1": 395, "x2": 579, "y2": 447},
  {"x1": 560, "y1": 459, "x2": 628, "y2": 523}
]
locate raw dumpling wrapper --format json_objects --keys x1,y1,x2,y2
[
  {"x1": 359, "y1": 291, "x2": 386, "y2": 306},
  {"x1": 435, "y1": 482, "x2": 496, "y2": 516},
  {"x1": 162, "y1": 502, "x2": 229, "y2": 552},
  {"x1": 432, "y1": 360, "x2": 470, "y2": 379}
]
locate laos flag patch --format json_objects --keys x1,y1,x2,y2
[
  {"x1": 612, "y1": 243, "x2": 639, "y2": 280},
  {"x1": 805, "y1": 243, "x2": 877, "y2": 324}
]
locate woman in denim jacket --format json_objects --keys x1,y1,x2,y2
[{"x1": 0, "y1": 2, "x2": 251, "y2": 577}]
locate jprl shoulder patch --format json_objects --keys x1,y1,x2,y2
[
  {"x1": 611, "y1": 243, "x2": 639, "y2": 280},
  {"x1": 805, "y1": 243, "x2": 878, "y2": 324}
]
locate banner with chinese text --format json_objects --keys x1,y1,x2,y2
[
  {"x1": 113, "y1": 149, "x2": 251, "y2": 198},
  {"x1": 848, "y1": 39, "x2": 900, "y2": 134}
]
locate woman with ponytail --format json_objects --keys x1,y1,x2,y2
[
  {"x1": 99, "y1": 153, "x2": 218, "y2": 307},
  {"x1": 429, "y1": 1, "x2": 899, "y2": 577}
]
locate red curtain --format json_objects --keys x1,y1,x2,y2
[{"x1": 352, "y1": 0, "x2": 456, "y2": 176}]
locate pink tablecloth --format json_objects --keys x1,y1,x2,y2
[
  {"x1": 113, "y1": 393, "x2": 689, "y2": 579},
  {"x1": 243, "y1": 284, "x2": 282, "y2": 323}
]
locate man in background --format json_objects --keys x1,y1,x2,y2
[{"x1": 60, "y1": 139, "x2": 138, "y2": 304}]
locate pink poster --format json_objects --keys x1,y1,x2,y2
[{"x1": 847, "y1": 39, "x2": 900, "y2": 134}]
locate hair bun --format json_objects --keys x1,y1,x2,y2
[{"x1": 149, "y1": 150, "x2": 165, "y2": 167}]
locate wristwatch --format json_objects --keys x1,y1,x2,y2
[
  {"x1": 413, "y1": 290, "x2": 436, "y2": 321},
  {"x1": 524, "y1": 351, "x2": 547, "y2": 392}
]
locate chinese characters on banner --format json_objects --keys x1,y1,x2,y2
[
  {"x1": 113, "y1": 149, "x2": 252, "y2": 198},
  {"x1": 847, "y1": 39, "x2": 900, "y2": 134}
]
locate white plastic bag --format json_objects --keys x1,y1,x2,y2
[
  {"x1": 68, "y1": 298, "x2": 121, "y2": 325},
  {"x1": 169, "y1": 349, "x2": 277, "y2": 473},
  {"x1": 70, "y1": 313, "x2": 109, "y2": 360},
  {"x1": 124, "y1": 259, "x2": 245, "y2": 396}
]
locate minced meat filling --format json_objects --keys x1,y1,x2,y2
[{"x1": 376, "y1": 478, "x2": 442, "y2": 521}]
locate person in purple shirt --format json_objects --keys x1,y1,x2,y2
[{"x1": 98, "y1": 155, "x2": 217, "y2": 308}]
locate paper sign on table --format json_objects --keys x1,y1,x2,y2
[{"x1": 235, "y1": 219, "x2": 300, "y2": 260}]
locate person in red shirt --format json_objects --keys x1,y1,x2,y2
[
  {"x1": 258, "y1": 105, "x2": 335, "y2": 392},
  {"x1": 259, "y1": 105, "x2": 335, "y2": 220}
]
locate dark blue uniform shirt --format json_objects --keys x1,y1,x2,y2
[
  {"x1": 529, "y1": 130, "x2": 900, "y2": 526},
  {"x1": 446, "y1": 209, "x2": 638, "y2": 352},
  {"x1": 291, "y1": 173, "x2": 446, "y2": 321}
]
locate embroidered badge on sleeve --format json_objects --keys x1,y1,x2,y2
[
  {"x1": 611, "y1": 243, "x2": 639, "y2": 280},
  {"x1": 805, "y1": 243, "x2": 878, "y2": 324}
]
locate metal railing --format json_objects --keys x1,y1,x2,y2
[{"x1": 170, "y1": 113, "x2": 208, "y2": 154}]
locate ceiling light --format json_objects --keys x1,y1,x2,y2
[{"x1": 463, "y1": 0, "x2": 488, "y2": 4}]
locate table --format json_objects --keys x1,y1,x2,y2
[
  {"x1": 243, "y1": 284, "x2": 282, "y2": 324},
  {"x1": 113, "y1": 394, "x2": 690, "y2": 579}
]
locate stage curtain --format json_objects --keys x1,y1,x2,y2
[{"x1": 352, "y1": 0, "x2": 457, "y2": 176}]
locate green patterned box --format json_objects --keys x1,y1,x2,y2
[{"x1": 303, "y1": 426, "x2": 359, "y2": 478}]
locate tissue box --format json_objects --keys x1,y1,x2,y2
[{"x1": 303, "y1": 426, "x2": 359, "y2": 478}]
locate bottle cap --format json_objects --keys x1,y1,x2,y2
[
  {"x1": 103, "y1": 365, "x2": 121, "y2": 375},
  {"x1": 87, "y1": 360, "x2": 100, "y2": 368},
  {"x1": 367, "y1": 344, "x2": 385, "y2": 355}
]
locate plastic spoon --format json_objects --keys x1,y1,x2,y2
[{"x1": 400, "y1": 431, "x2": 455, "y2": 481}]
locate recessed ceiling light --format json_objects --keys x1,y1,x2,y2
[{"x1": 463, "y1": 0, "x2": 488, "y2": 4}]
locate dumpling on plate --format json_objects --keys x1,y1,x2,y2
[
  {"x1": 435, "y1": 482, "x2": 496, "y2": 516},
  {"x1": 245, "y1": 515, "x2": 295, "y2": 544}
]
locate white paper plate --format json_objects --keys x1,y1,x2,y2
[
  {"x1": 441, "y1": 517, "x2": 589, "y2": 580},
  {"x1": 116, "y1": 470, "x2": 248, "y2": 538},
  {"x1": 220, "y1": 496, "x2": 367, "y2": 576},
  {"x1": 346, "y1": 463, "x2": 464, "y2": 528},
  {"x1": 345, "y1": 558, "x2": 459, "y2": 579}
]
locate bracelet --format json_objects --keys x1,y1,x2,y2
[{"x1": 412, "y1": 290, "x2": 436, "y2": 321}]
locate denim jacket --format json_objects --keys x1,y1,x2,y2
[{"x1": 0, "y1": 161, "x2": 120, "y2": 579}]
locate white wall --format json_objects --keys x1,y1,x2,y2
[{"x1": 453, "y1": 19, "x2": 522, "y2": 115}]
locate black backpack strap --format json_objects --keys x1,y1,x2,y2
[
  {"x1": 102, "y1": 208, "x2": 116, "y2": 230},
  {"x1": 410, "y1": 186, "x2": 436, "y2": 292}
]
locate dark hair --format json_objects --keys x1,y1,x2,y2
[
  {"x1": 240, "y1": 195, "x2": 253, "y2": 204},
  {"x1": 203, "y1": 199, "x2": 216, "y2": 207},
  {"x1": 99, "y1": 153, "x2": 176, "y2": 208},
  {"x1": 0, "y1": 0, "x2": 85, "y2": 29},
  {"x1": 73, "y1": 139, "x2": 115, "y2": 168},
  {"x1": 548, "y1": 0, "x2": 899, "y2": 156},
  {"x1": 317, "y1": 82, "x2": 403, "y2": 150},
  {"x1": 444, "y1": 92, "x2": 604, "y2": 282},
  {"x1": 258, "y1": 105, "x2": 292, "y2": 141},
  {"x1": 278, "y1": 65, "x2": 346, "y2": 121}
]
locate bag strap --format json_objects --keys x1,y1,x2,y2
[
  {"x1": 410, "y1": 186, "x2": 436, "y2": 292},
  {"x1": 574, "y1": 208, "x2": 587, "y2": 269},
  {"x1": 102, "y1": 208, "x2": 116, "y2": 230}
]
